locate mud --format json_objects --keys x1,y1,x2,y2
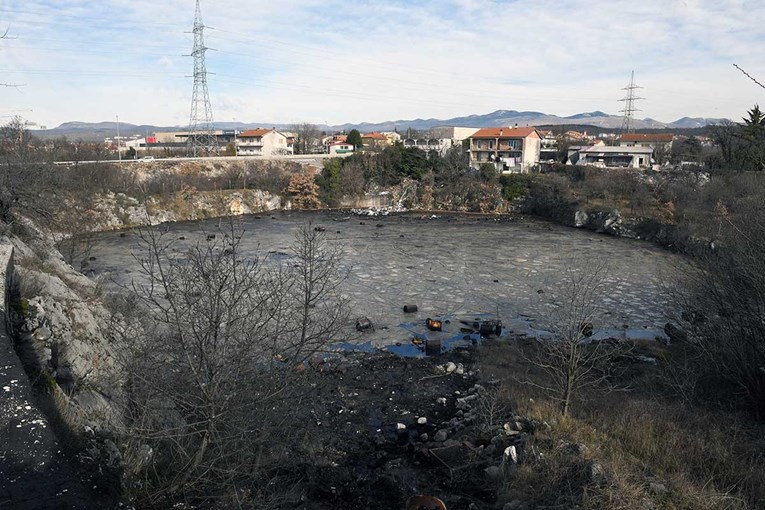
[{"x1": 84, "y1": 211, "x2": 684, "y2": 347}]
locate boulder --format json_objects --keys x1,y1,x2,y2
[
  {"x1": 574, "y1": 210, "x2": 589, "y2": 228},
  {"x1": 587, "y1": 461, "x2": 607, "y2": 485},
  {"x1": 503, "y1": 445, "x2": 518, "y2": 464},
  {"x1": 484, "y1": 465, "x2": 503, "y2": 480}
]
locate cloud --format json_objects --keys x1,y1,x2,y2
[{"x1": 0, "y1": 0, "x2": 763, "y2": 127}]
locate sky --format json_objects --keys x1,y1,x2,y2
[{"x1": 0, "y1": 0, "x2": 764, "y2": 129}]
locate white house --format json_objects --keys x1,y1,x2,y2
[
  {"x1": 567, "y1": 146, "x2": 654, "y2": 168},
  {"x1": 237, "y1": 128, "x2": 294, "y2": 156},
  {"x1": 328, "y1": 142, "x2": 354, "y2": 155}
]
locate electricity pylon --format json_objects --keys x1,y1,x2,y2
[
  {"x1": 619, "y1": 71, "x2": 644, "y2": 134},
  {"x1": 187, "y1": 0, "x2": 218, "y2": 156}
]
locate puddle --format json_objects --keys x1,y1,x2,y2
[{"x1": 333, "y1": 313, "x2": 503, "y2": 358}]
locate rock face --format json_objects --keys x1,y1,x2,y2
[
  {"x1": 570, "y1": 208, "x2": 687, "y2": 250},
  {"x1": 573, "y1": 209, "x2": 637, "y2": 238},
  {"x1": 9, "y1": 219, "x2": 126, "y2": 434},
  {"x1": 91, "y1": 189, "x2": 286, "y2": 231},
  {"x1": 0, "y1": 242, "x2": 108, "y2": 509}
]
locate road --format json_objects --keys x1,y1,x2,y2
[{"x1": 52, "y1": 153, "x2": 350, "y2": 167}]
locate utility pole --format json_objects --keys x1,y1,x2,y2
[
  {"x1": 187, "y1": 0, "x2": 218, "y2": 157},
  {"x1": 117, "y1": 115, "x2": 121, "y2": 162},
  {"x1": 619, "y1": 71, "x2": 644, "y2": 134}
]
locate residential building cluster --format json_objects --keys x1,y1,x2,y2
[{"x1": 114, "y1": 123, "x2": 695, "y2": 172}]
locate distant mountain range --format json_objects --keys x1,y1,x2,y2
[
  {"x1": 35, "y1": 110, "x2": 727, "y2": 140},
  {"x1": 331, "y1": 110, "x2": 727, "y2": 132}
]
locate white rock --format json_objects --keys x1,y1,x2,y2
[
  {"x1": 504, "y1": 445, "x2": 518, "y2": 464},
  {"x1": 417, "y1": 417, "x2": 427, "y2": 425},
  {"x1": 445, "y1": 362, "x2": 457, "y2": 374}
]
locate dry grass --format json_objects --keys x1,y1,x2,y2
[{"x1": 479, "y1": 340, "x2": 765, "y2": 510}]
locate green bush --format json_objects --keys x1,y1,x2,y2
[{"x1": 500, "y1": 174, "x2": 532, "y2": 201}]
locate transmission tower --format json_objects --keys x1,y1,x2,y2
[
  {"x1": 619, "y1": 70, "x2": 644, "y2": 133},
  {"x1": 187, "y1": 0, "x2": 218, "y2": 156}
]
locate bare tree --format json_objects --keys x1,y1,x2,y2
[
  {"x1": 524, "y1": 259, "x2": 620, "y2": 416},
  {"x1": 118, "y1": 222, "x2": 348, "y2": 505},
  {"x1": 0, "y1": 117, "x2": 55, "y2": 223},
  {"x1": 292, "y1": 123, "x2": 321, "y2": 155},
  {"x1": 676, "y1": 192, "x2": 765, "y2": 417}
]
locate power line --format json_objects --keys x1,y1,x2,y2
[
  {"x1": 733, "y1": 63, "x2": 765, "y2": 91},
  {"x1": 0, "y1": 8, "x2": 184, "y2": 30},
  {"x1": 205, "y1": 30, "x2": 508, "y2": 85},
  {"x1": 0, "y1": 68, "x2": 185, "y2": 78}
]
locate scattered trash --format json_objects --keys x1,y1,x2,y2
[
  {"x1": 426, "y1": 318, "x2": 443, "y2": 332},
  {"x1": 119, "y1": 232, "x2": 126, "y2": 238},
  {"x1": 411, "y1": 336, "x2": 424, "y2": 346},
  {"x1": 403, "y1": 304, "x2": 419, "y2": 313},
  {"x1": 406, "y1": 495, "x2": 447, "y2": 510},
  {"x1": 179, "y1": 236, "x2": 186, "y2": 240},
  {"x1": 376, "y1": 223, "x2": 384, "y2": 228},
  {"x1": 314, "y1": 225, "x2": 326, "y2": 232},
  {"x1": 355, "y1": 318, "x2": 373, "y2": 332},
  {"x1": 206, "y1": 234, "x2": 216, "y2": 240},
  {"x1": 478, "y1": 320, "x2": 502, "y2": 337},
  {"x1": 425, "y1": 338, "x2": 441, "y2": 356},
  {"x1": 352, "y1": 205, "x2": 406, "y2": 217}
]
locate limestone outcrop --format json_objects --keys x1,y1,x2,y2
[{"x1": 8, "y1": 218, "x2": 126, "y2": 434}]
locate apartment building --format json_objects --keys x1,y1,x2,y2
[{"x1": 468, "y1": 127, "x2": 542, "y2": 173}]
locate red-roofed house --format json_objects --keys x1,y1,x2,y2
[
  {"x1": 468, "y1": 127, "x2": 542, "y2": 173},
  {"x1": 237, "y1": 128, "x2": 294, "y2": 156},
  {"x1": 618, "y1": 133, "x2": 674, "y2": 165},
  {"x1": 618, "y1": 133, "x2": 674, "y2": 151},
  {"x1": 361, "y1": 132, "x2": 390, "y2": 149}
]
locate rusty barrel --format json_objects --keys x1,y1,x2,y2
[{"x1": 425, "y1": 338, "x2": 441, "y2": 356}]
